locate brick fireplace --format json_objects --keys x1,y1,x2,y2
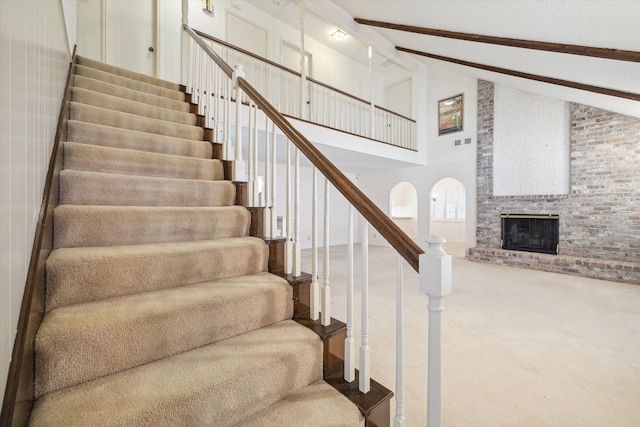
[{"x1": 468, "y1": 81, "x2": 640, "y2": 284}]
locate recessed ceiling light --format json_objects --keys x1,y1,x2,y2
[{"x1": 330, "y1": 29, "x2": 347, "y2": 41}]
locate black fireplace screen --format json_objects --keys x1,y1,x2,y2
[{"x1": 500, "y1": 214, "x2": 559, "y2": 255}]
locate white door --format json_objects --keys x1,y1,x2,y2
[{"x1": 105, "y1": 0, "x2": 156, "y2": 76}]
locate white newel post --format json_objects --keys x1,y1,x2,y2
[
  {"x1": 310, "y1": 167, "x2": 320, "y2": 320},
  {"x1": 419, "y1": 235, "x2": 452, "y2": 427},
  {"x1": 298, "y1": 1, "x2": 308, "y2": 120},
  {"x1": 231, "y1": 65, "x2": 245, "y2": 182},
  {"x1": 368, "y1": 45, "x2": 374, "y2": 139},
  {"x1": 359, "y1": 220, "x2": 370, "y2": 393},
  {"x1": 394, "y1": 254, "x2": 405, "y2": 427},
  {"x1": 321, "y1": 178, "x2": 331, "y2": 326},
  {"x1": 293, "y1": 148, "x2": 301, "y2": 276},
  {"x1": 181, "y1": 0, "x2": 189, "y2": 87},
  {"x1": 344, "y1": 204, "x2": 355, "y2": 382}
]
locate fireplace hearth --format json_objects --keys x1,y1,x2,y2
[{"x1": 501, "y1": 214, "x2": 559, "y2": 255}]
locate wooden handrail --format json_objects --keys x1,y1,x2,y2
[
  {"x1": 184, "y1": 25, "x2": 423, "y2": 271},
  {"x1": 240, "y1": 77, "x2": 423, "y2": 271},
  {"x1": 190, "y1": 27, "x2": 416, "y2": 124}
]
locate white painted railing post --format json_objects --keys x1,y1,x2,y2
[
  {"x1": 285, "y1": 139, "x2": 292, "y2": 274},
  {"x1": 263, "y1": 117, "x2": 271, "y2": 237},
  {"x1": 394, "y1": 254, "x2": 405, "y2": 427},
  {"x1": 359, "y1": 220, "x2": 370, "y2": 393},
  {"x1": 419, "y1": 235, "x2": 452, "y2": 427},
  {"x1": 270, "y1": 123, "x2": 277, "y2": 236},
  {"x1": 310, "y1": 167, "x2": 320, "y2": 320},
  {"x1": 344, "y1": 204, "x2": 355, "y2": 382},
  {"x1": 321, "y1": 177, "x2": 331, "y2": 326},
  {"x1": 293, "y1": 147, "x2": 301, "y2": 276},
  {"x1": 180, "y1": 0, "x2": 189, "y2": 87},
  {"x1": 231, "y1": 65, "x2": 245, "y2": 181}
]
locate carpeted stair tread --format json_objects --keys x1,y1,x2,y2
[
  {"x1": 35, "y1": 272, "x2": 293, "y2": 397},
  {"x1": 67, "y1": 120, "x2": 213, "y2": 159},
  {"x1": 73, "y1": 75, "x2": 191, "y2": 113},
  {"x1": 70, "y1": 102, "x2": 203, "y2": 140},
  {"x1": 45, "y1": 237, "x2": 268, "y2": 310},
  {"x1": 59, "y1": 170, "x2": 235, "y2": 207},
  {"x1": 63, "y1": 142, "x2": 223, "y2": 181},
  {"x1": 29, "y1": 320, "x2": 322, "y2": 427},
  {"x1": 238, "y1": 380, "x2": 365, "y2": 426},
  {"x1": 54, "y1": 205, "x2": 250, "y2": 248},
  {"x1": 72, "y1": 87, "x2": 196, "y2": 126},
  {"x1": 78, "y1": 56, "x2": 180, "y2": 91},
  {"x1": 75, "y1": 64, "x2": 184, "y2": 101}
]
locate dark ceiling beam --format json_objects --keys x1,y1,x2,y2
[
  {"x1": 396, "y1": 46, "x2": 640, "y2": 102},
  {"x1": 355, "y1": 18, "x2": 640, "y2": 63}
]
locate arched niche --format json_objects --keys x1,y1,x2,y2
[
  {"x1": 429, "y1": 178, "x2": 466, "y2": 255},
  {"x1": 390, "y1": 181, "x2": 418, "y2": 240}
]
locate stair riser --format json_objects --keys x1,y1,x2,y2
[
  {"x1": 63, "y1": 142, "x2": 223, "y2": 181},
  {"x1": 35, "y1": 273, "x2": 293, "y2": 397},
  {"x1": 70, "y1": 102, "x2": 203, "y2": 140},
  {"x1": 77, "y1": 56, "x2": 180, "y2": 91},
  {"x1": 72, "y1": 87, "x2": 197, "y2": 126},
  {"x1": 75, "y1": 64, "x2": 184, "y2": 101},
  {"x1": 45, "y1": 237, "x2": 269, "y2": 310},
  {"x1": 59, "y1": 170, "x2": 235, "y2": 207},
  {"x1": 54, "y1": 205, "x2": 250, "y2": 248},
  {"x1": 73, "y1": 75, "x2": 191, "y2": 113},
  {"x1": 67, "y1": 120, "x2": 213, "y2": 159}
]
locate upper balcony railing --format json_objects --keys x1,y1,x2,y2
[{"x1": 192, "y1": 30, "x2": 417, "y2": 151}]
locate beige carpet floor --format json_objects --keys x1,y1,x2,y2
[{"x1": 302, "y1": 244, "x2": 640, "y2": 426}]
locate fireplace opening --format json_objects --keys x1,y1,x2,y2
[{"x1": 501, "y1": 214, "x2": 559, "y2": 255}]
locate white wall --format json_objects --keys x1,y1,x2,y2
[
  {"x1": 430, "y1": 178, "x2": 466, "y2": 244},
  {"x1": 186, "y1": 0, "x2": 385, "y2": 103},
  {"x1": 272, "y1": 162, "x2": 358, "y2": 251},
  {"x1": 358, "y1": 65, "x2": 478, "y2": 250},
  {"x1": 493, "y1": 85, "x2": 570, "y2": 196},
  {"x1": 0, "y1": 0, "x2": 71, "y2": 396}
]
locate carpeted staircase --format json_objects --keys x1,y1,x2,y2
[{"x1": 28, "y1": 56, "x2": 364, "y2": 426}]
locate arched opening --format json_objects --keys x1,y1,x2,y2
[
  {"x1": 390, "y1": 182, "x2": 418, "y2": 240},
  {"x1": 429, "y1": 178, "x2": 466, "y2": 256}
]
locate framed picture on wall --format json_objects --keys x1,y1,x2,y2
[{"x1": 438, "y1": 94, "x2": 463, "y2": 135}]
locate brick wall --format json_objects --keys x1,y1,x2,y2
[{"x1": 469, "y1": 80, "x2": 640, "y2": 283}]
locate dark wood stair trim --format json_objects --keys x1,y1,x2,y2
[
  {"x1": 274, "y1": 272, "x2": 312, "y2": 319},
  {"x1": 325, "y1": 369, "x2": 393, "y2": 427},
  {"x1": 247, "y1": 207, "x2": 264, "y2": 238},
  {"x1": 1, "y1": 48, "x2": 78, "y2": 427},
  {"x1": 264, "y1": 238, "x2": 286, "y2": 274},
  {"x1": 296, "y1": 314, "x2": 393, "y2": 427}
]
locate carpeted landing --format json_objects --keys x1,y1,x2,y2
[{"x1": 29, "y1": 56, "x2": 364, "y2": 426}]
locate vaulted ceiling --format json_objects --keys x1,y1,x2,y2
[{"x1": 250, "y1": 0, "x2": 640, "y2": 117}]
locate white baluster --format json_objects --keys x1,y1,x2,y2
[
  {"x1": 394, "y1": 254, "x2": 405, "y2": 427},
  {"x1": 285, "y1": 139, "x2": 293, "y2": 274},
  {"x1": 321, "y1": 177, "x2": 331, "y2": 326},
  {"x1": 359, "y1": 219, "x2": 370, "y2": 393},
  {"x1": 263, "y1": 116, "x2": 271, "y2": 237},
  {"x1": 223, "y1": 78, "x2": 231, "y2": 161},
  {"x1": 310, "y1": 167, "x2": 320, "y2": 320},
  {"x1": 252, "y1": 103, "x2": 258, "y2": 206},
  {"x1": 247, "y1": 102, "x2": 254, "y2": 204},
  {"x1": 420, "y1": 235, "x2": 452, "y2": 427},
  {"x1": 344, "y1": 204, "x2": 355, "y2": 382},
  {"x1": 293, "y1": 147, "x2": 301, "y2": 277},
  {"x1": 232, "y1": 65, "x2": 245, "y2": 182},
  {"x1": 213, "y1": 59, "x2": 219, "y2": 142},
  {"x1": 270, "y1": 122, "x2": 277, "y2": 237}
]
